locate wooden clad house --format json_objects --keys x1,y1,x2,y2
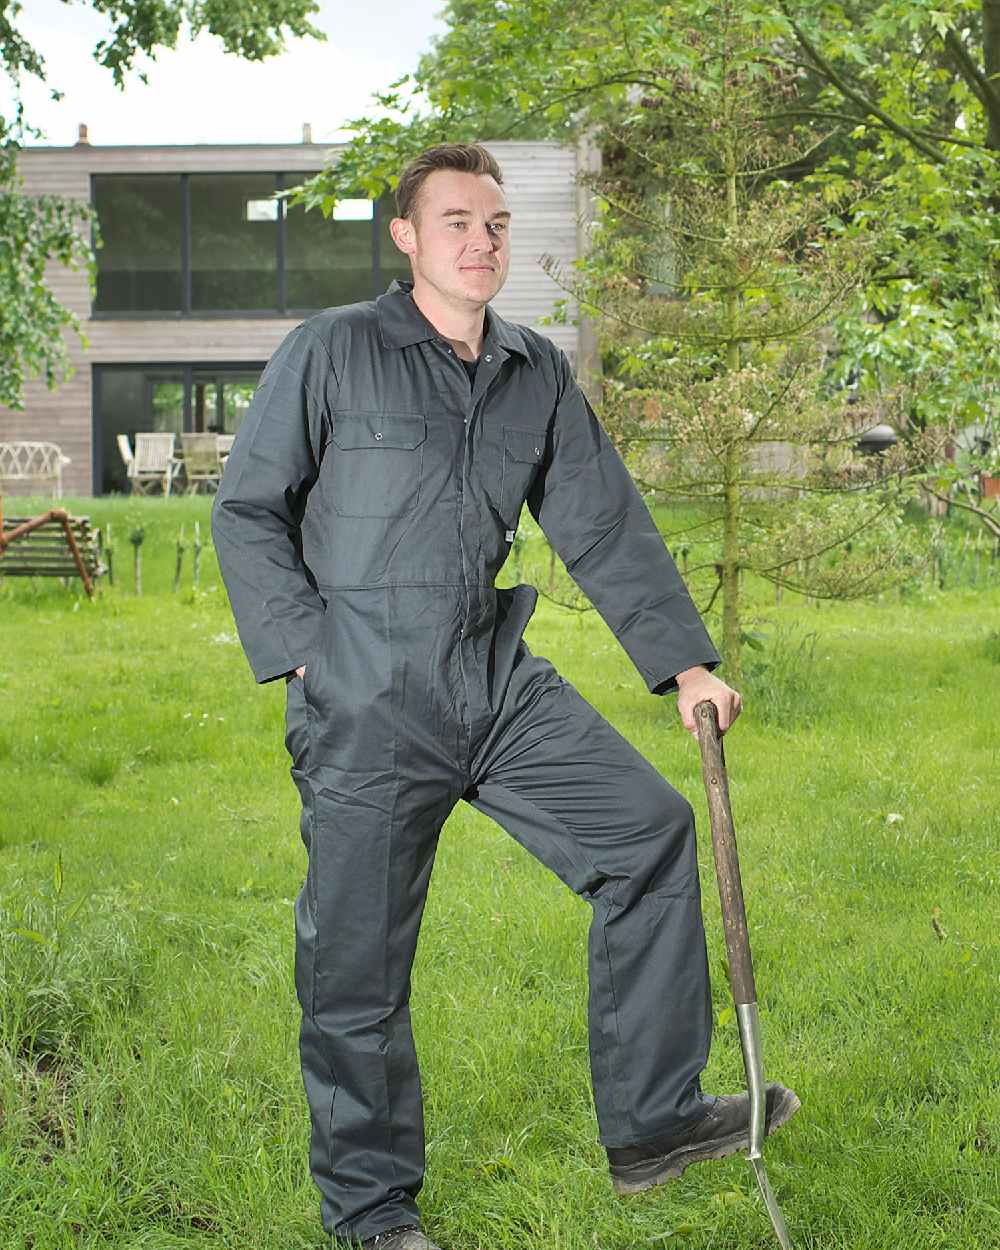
[{"x1": 2, "y1": 136, "x2": 590, "y2": 496}]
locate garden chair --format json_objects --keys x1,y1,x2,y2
[
  {"x1": 128, "y1": 432, "x2": 178, "y2": 495},
  {"x1": 117, "y1": 433, "x2": 136, "y2": 480},
  {"x1": 179, "y1": 433, "x2": 224, "y2": 493},
  {"x1": 0, "y1": 441, "x2": 72, "y2": 498}
]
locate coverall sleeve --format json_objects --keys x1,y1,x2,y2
[
  {"x1": 211, "y1": 324, "x2": 336, "y2": 684},
  {"x1": 527, "y1": 350, "x2": 722, "y2": 695}
]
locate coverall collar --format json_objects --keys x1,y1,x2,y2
[{"x1": 377, "y1": 278, "x2": 536, "y2": 366}]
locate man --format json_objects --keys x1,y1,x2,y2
[{"x1": 212, "y1": 143, "x2": 798, "y2": 1250}]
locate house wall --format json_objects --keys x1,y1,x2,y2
[{"x1": 0, "y1": 139, "x2": 581, "y2": 496}]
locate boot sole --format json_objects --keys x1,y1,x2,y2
[{"x1": 610, "y1": 1088, "x2": 801, "y2": 1195}]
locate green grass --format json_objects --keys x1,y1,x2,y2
[{"x1": 1, "y1": 496, "x2": 998, "y2": 1249}]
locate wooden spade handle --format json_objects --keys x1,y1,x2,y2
[{"x1": 694, "y1": 700, "x2": 757, "y2": 1007}]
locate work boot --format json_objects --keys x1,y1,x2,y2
[
  {"x1": 607, "y1": 1082, "x2": 800, "y2": 1194},
  {"x1": 360, "y1": 1227, "x2": 442, "y2": 1250}
]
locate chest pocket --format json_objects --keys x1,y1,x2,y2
[
  {"x1": 330, "y1": 411, "x2": 427, "y2": 518},
  {"x1": 499, "y1": 425, "x2": 545, "y2": 524}
]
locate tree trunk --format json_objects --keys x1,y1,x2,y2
[
  {"x1": 983, "y1": 0, "x2": 1000, "y2": 148},
  {"x1": 720, "y1": 134, "x2": 743, "y2": 683},
  {"x1": 721, "y1": 442, "x2": 742, "y2": 681}
]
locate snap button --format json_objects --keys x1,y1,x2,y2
[
  {"x1": 534, "y1": 446, "x2": 541, "y2": 455},
  {"x1": 374, "y1": 432, "x2": 383, "y2": 440},
  {"x1": 484, "y1": 354, "x2": 493, "y2": 362}
]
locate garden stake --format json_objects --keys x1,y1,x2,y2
[
  {"x1": 193, "y1": 520, "x2": 202, "y2": 591},
  {"x1": 694, "y1": 700, "x2": 795, "y2": 1250}
]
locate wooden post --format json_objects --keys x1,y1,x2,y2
[
  {"x1": 173, "y1": 525, "x2": 186, "y2": 593},
  {"x1": 193, "y1": 521, "x2": 202, "y2": 590},
  {"x1": 129, "y1": 526, "x2": 145, "y2": 595},
  {"x1": 58, "y1": 512, "x2": 94, "y2": 597}
]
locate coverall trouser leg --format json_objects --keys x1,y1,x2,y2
[{"x1": 283, "y1": 645, "x2": 712, "y2": 1242}]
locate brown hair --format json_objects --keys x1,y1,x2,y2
[{"x1": 395, "y1": 143, "x2": 503, "y2": 224}]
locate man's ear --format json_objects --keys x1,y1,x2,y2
[{"x1": 389, "y1": 216, "x2": 416, "y2": 257}]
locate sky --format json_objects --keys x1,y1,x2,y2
[{"x1": 2, "y1": 0, "x2": 449, "y2": 147}]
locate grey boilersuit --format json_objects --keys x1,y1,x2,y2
[{"x1": 212, "y1": 279, "x2": 723, "y2": 1241}]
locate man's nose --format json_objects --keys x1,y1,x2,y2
[{"x1": 467, "y1": 222, "x2": 499, "y2": 251}]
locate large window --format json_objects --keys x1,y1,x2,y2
[
  {"x1": 190, "y1": 174, "x2": 279, "y2": 312},
  {"x1": 93, "y1": 175, "x2": 183, "y2": 312},
  {"x1": 287, "y1": 195, "x2": 377, "y2": 309},
  {"x1": 92, "y1": 173, "x2": 410, "y2": 316}
]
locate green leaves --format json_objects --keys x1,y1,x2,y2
[
  {"x1": 86, "y1": 1, "x2": 325, "y2": 87},
  {"x1": 295, "y1": 0, "x2": 697, "y2": 209},
  {"x1": 0, "y1": 125, "x2": 95, "y2": 409},
  {"x1": 786, "y1": 0, "x2": 1000, "y2": 427},
  {"x1": 1, "y1": 2, "x2": 327, "y2": 405}
]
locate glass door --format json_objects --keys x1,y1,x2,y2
[
  {"x1": 147, "y1": 374, "x2": 186, "y2": 433},
  {"x1": 190, "y1": 369, "x2": 260, "y2": 434},
  {"x1": 94, "y1": 364, "x2": 264, "y2": 493}
]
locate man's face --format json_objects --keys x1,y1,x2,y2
[{"x1": 390, "y1": 169, "x2": 511, "y2": 310}]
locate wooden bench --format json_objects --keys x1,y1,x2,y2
[
  {"x1": 0, "y1": 441, "x2": 72, "y2": 498},
  {"x1": 0, "y1": 497, "x2": 106, "y2": 597}
]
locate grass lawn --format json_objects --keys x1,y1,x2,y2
[{"x1": 1, "y1": 495, "x2": 998, "y2": 1249}]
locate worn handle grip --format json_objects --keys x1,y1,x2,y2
[{"x1": 694, "y1": 700, "x2": 757, "y2": 1006}]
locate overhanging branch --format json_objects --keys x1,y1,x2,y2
[
  {"x1": 942, "y1": 27, "x2": 1000, "y2": 143},
  {"x1": 780, "y1": 5, "x2": 948, "y2": 164}
]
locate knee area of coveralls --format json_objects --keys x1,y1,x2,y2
[{"x1": 594, "y1": 781, "x2": 701, "y2": 910}]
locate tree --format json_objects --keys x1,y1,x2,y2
[
  {"x1": 290, "y1": 0, "x2": 674, "y2": 210},
  {"x1": 770, "y1": 2, "x2": 1000, "y2": 433},
  {"x1": 0, "y1": 121, "x2": 93, "y2": 408},
  {"x1": 0, "y1": 0, "x2": 323, "y2": 410},
  {"x1": 299, "y1": 1, "x2": 1000, "y2": 444},
  {"x1": 538, "y1": 4, "x2": 928, "y2": 679},
  {"x1": 298, "y1": 0, "x2": 928, "y2": 678}
]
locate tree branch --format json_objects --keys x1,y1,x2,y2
[
  {"x1": 942, "y1": 26, "x2": 1000, "y2": 145},
  {"x1": 780, "y1": 6, "x2": 948, "y2": 164},
  {"x1": 490, "y1": 73, "x2": 671, "y2": 140},
  {"x1": 754, "y1": 555, "x2": 906, "y2": 599},
  {"x1": 760, "y1": 107, "x2": 987, "y2": 151},
  {"x1": 928, "y1": 485, "x2": 1000, "y2": 538},
  {"x1": 698, "y1": 570, "x2": 725, "y2": 616},
  {"x1": 749, "y1": 499, "x2": 897, "y2": 574}
]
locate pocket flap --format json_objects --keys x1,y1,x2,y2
[
  {"x1": 332, "y1": 412, "x2": 427, "y2": 451},
  {"x1": 503, "y1": 426, "x2": 546, "y2": 464}
]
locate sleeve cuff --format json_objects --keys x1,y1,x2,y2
[{"x1": 649, "y1": 654, "x2": 722, "y2": 696}]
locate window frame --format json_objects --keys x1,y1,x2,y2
[
  {"x1": 89, "y1": 172, "x2": 400, "y2": 319},
  {"x1": 91, "y1": 361, "x2": 269, "y2": 493}
]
